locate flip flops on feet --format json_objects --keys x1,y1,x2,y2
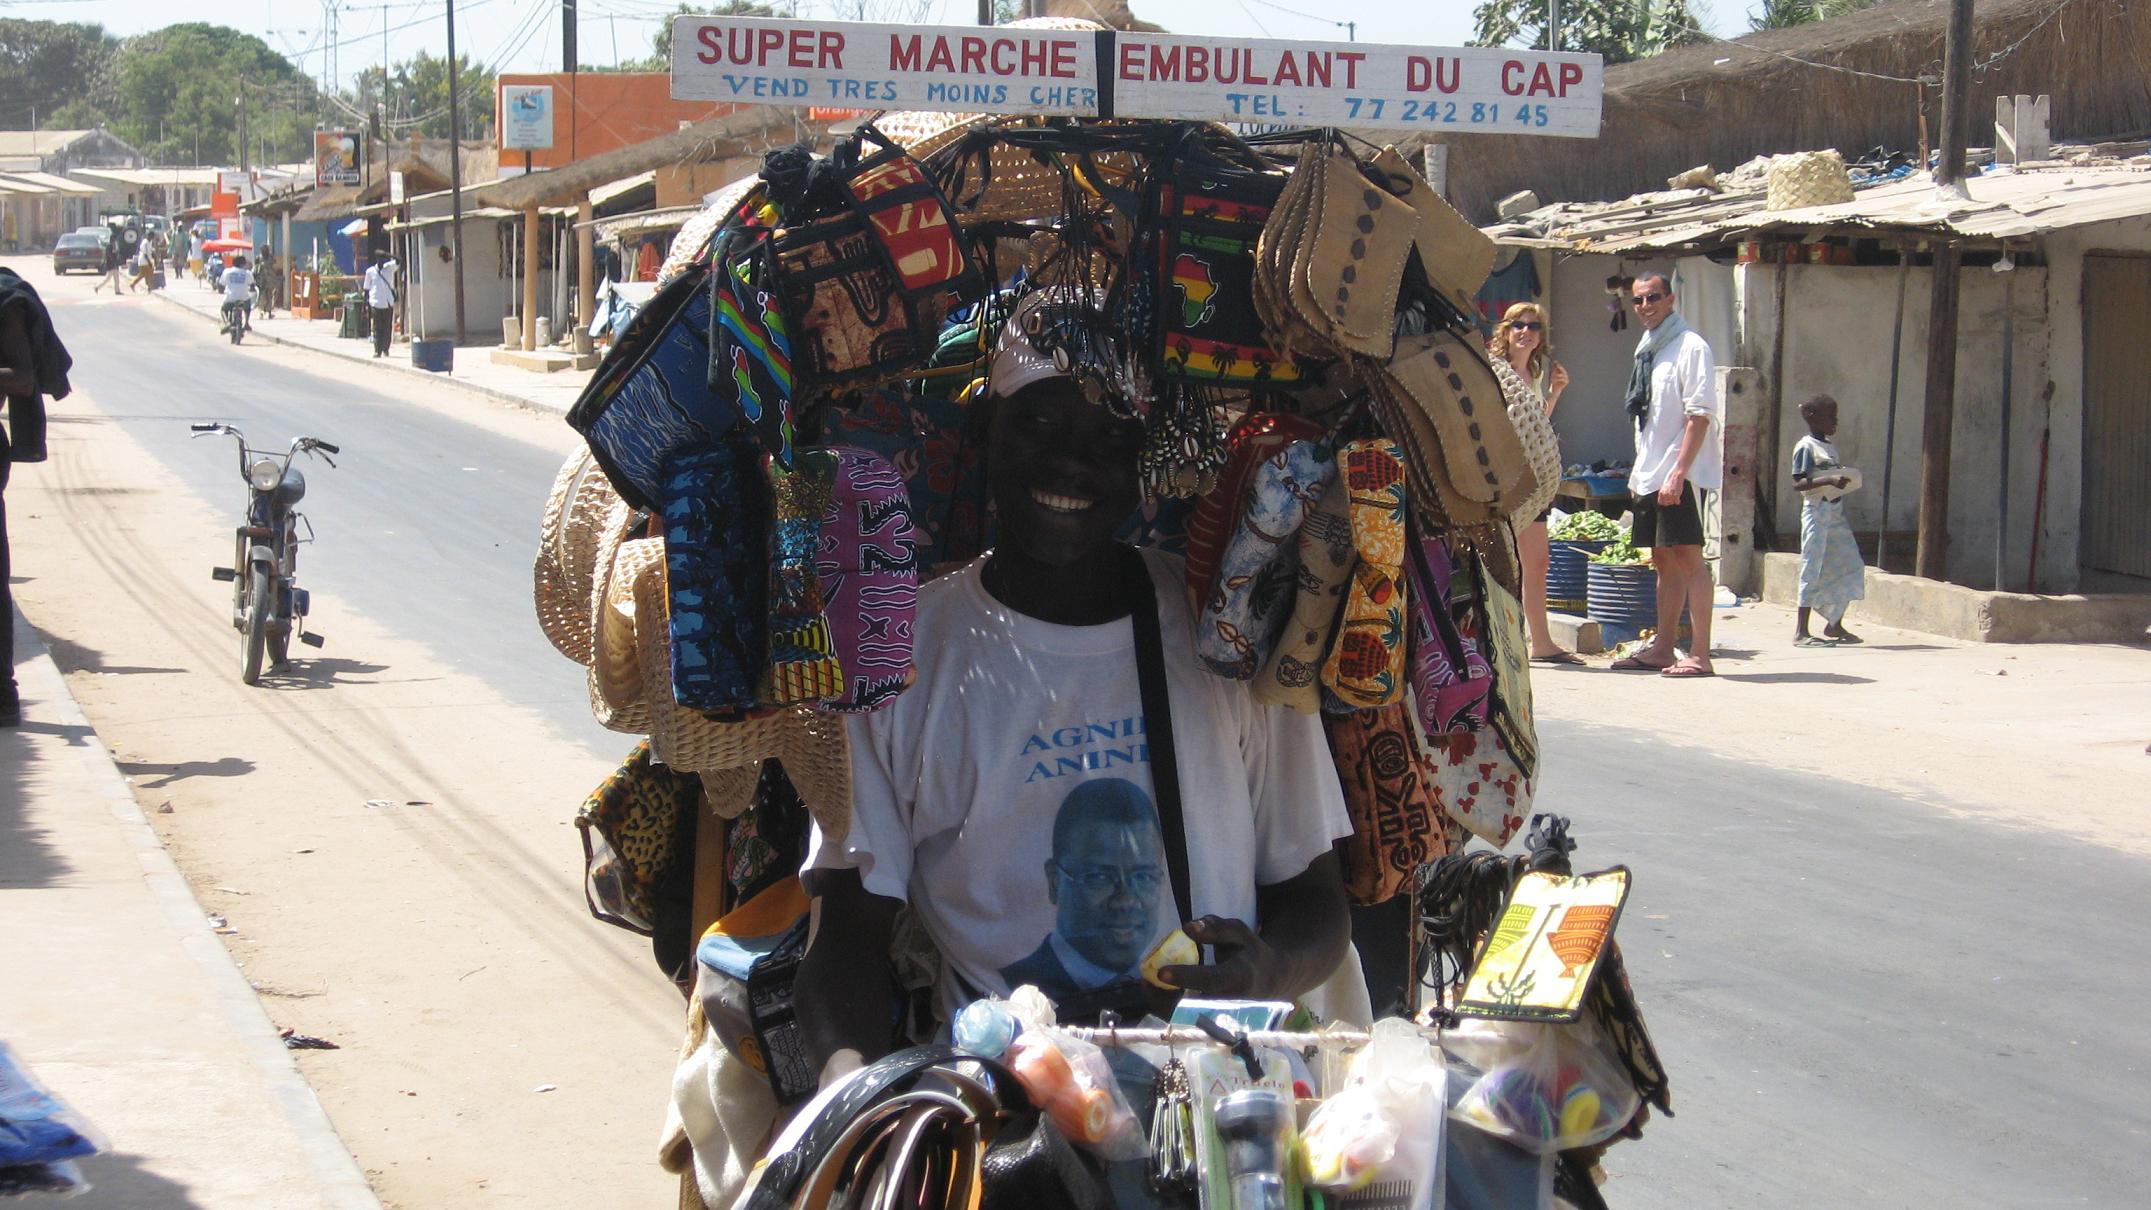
[
  {"x1": 1532, "y1": 651, "x2": 1585, "y2": 665},
  {"x1": 1794, "y1": 635, "x2": 1835, "y2": 647},
  {"x1": 1661, "y1": 659, "x2": 1714, "y2": 678},
  {"x1": 1609, "y1": 655, "x2": 1673, "y2": 672}
]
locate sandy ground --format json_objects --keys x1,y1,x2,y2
[{"x1": 10, "y1": 270, "x2": 684, "y2": 1208}]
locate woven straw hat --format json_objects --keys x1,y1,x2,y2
[
  {"x1": 1766, "y1": 150, "x2": 1855, "y2": 212},
  {"x1": 585, "y1": 502, "x2": 656, "y2": 735},
  {"x1": 535, "y1": 447, "x2": 619, "y2": 666}
]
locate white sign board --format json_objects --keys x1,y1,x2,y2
[
  {"x1": 390, "y1": 170, "x2": 406, "y2": 205},
  {"x1": 502, "y1": 84, "x2": 556, "y2": 151},
  {"x1": 1114, "y1": 35, "x2": 1600, "y2": 138},
  {"x1": 669, "y1": 17, "x2": 1601, "y2": 137},
  {"x1": 672, "y1": 18, "x2": 1101, "y2": 115}
]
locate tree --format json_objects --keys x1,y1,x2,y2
[
  {"x1": 1472, "y1": 0, "x2": 1715, "y2": 64},
  {"x1": 0, "y1": 19, "x2": 119, "y2": 132},
  {"x1": 646, "y1": 1, "x2": 791, "y2": 66},
  {"x1": 107, "y1": 24, "x2": 320, "y2": 164},
  {"x1": 1751, "y1": 0, "x2": 1876, "y2": 31},
  {"x1": 349, "y1": 53, "x2": 498, "y2": 141}
]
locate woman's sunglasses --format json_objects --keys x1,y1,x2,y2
[{"x1": 1507, "y1": 320, "x2": 1544, "y2": 331}]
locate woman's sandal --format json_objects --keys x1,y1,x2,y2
[{"x1": 1532, "y1": 651, "x2": 1586, "y2": 665}]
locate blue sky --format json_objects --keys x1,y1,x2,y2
[{"x1": 25, "y1": 0, "x2": 1740, "y2": 91}]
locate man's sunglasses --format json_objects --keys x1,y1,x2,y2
[
  {"x1": 1507, "y1": 320, "x2": 1544, "y2": 331},
  {"x1": 1631, "y1": 291, "x2": 1670, "y2": 305}
]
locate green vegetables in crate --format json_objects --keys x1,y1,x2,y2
[
  {"x1": 1588, "y1": 533, "x2": 1652, "y2": 566},
  {"x1": 1548, "y1": 512, "x2": 1622, "y2": 542}
]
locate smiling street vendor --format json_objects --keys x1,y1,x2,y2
[{"x1": 797, "y1": 296, "x2": 1368, "y2": 1078}]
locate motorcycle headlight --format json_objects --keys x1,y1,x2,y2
[{"x1": 249, "y1": 458, "x2": 282, "y2": 492}]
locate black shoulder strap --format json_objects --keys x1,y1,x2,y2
[{"x1": 1124, "y1": 547, "x2": 1193, "y2": 926}]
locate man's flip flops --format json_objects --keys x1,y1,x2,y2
[
  {"x1": 1532, "y1": 652, "x2": 1585, "y2": 665},
  {"x1": 1609, "y1": 656, "x2": 1669, "y2": 672},
  {"x1": 1660, "y1": 662, "x2": 1715, "y2": 678}
]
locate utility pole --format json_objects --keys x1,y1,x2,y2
[
  {"x1": 1549, "y1": 0, "x2": 1561, "y2": 51},
  {"x1": 978, "y1": 0, "x2": 991, "y2": 25},
  {"x1": 564, "y1": 0, "x2": 579, "y2": 161},
  {"x1": 447, "y1": 0, "x2": 468, "y2": 346},
  {"x1": 1915, "y1": 0, "x2": 1975, "y2": 581},
  {"x1": 236, "y1": 88, "x2": 250, "y2": 172}
]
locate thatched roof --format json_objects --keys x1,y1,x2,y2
[
  {"x1": 472, "y1": 107, "x2": 806, "y2": 210},
  {"x1": 1413, "y1": 0, "x2": 2151, "y2": 221}
]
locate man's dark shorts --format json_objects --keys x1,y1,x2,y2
[{"x1": 1633, "y1": 481, "x2": 1705, "y2": 548}]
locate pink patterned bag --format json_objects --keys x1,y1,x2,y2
[
  {"x1": 1405, "y1": 532, "x2": 1492, "y2": 735},
  {"x1": 813, "y1": 447, "x2": 921, "y2": 713}
]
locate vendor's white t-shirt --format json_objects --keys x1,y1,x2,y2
[
  {"x1": 220, "y1": 267, "x2": 254, "y2": 303},
  {"x1": 1630, "y1": 327, "x2": 1722, "y2": 495},
  {"x1": 808, "y1": 547, "x2": 1355, "y2": 1020}
]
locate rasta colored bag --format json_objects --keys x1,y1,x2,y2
[
  {"x1": 773, "y1": 125, "x2": 982, "y2": 390},
  {"x1": 568, "y1": 260, "x2": 737, "y2": 510},
  {"x1": 1155, "y1": 147, "x2": 1305, "y2": 385},
  {"x1": 709, "y1": 229, "x2": 802, "y2": 470}
]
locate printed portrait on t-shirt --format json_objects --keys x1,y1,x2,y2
[{"x1": 998, "y1": 777, "x2": 1167, "y2": 1005}]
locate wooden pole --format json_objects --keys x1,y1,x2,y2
[
  {"x1": 1915, "y1": 0, "x2": 1976, "y2": 581},
  {"x1": 576, "y1": 196, "x2": 595, "y2": 343},
  {"x1": 522, "y1": 203, "x2": 541, "y2": 351},
  {"x1": 447, "y1": 0, "x2": 468, "y2": 346},
  {"x1": 1996, "y1": 256, "x2": 2014, "y2": 591},
  {"x1": 1875, "y1": 250, "x2": 1913, "y2": 573}
]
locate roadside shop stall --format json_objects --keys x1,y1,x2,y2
[{"x1": 532, "y1": 15, "x2": 1667, "y2": 1208}]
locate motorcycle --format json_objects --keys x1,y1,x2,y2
[
  {"x1": 219, "y1": 286, "x2": 255, "y2": 344},
  {"x1": 190, "y1": 423, "x2": 339, "y2": 684}
]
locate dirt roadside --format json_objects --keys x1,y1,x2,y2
[{"x1": 9, "y1": 286, "x2": 685, "y2": 1207}]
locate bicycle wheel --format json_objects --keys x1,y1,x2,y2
[{"x1": 241, "y1": 566, "x2": 270, "y2": 685}]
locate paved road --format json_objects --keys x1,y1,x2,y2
[
  {"x1": 55, "y1": 293, "x2": 616, "y2": 754},
  {"x1": 34, "y1": 285, "x2": 2151, "y2": 1207}
]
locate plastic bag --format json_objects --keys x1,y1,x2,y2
[
  {"x1": 0, "y1": 1042, "x2": 104, "y2": 1199},
  {"x1": 1301, "y1": 1019, "x2": 1445, "y2": 1207},
  {"x1": 1444, "y1": 1016, "x2": 1638, "y2": 1154},
  {"x1": 1005, "y1": 1029, "x2": 1147, "y2": 1161}
]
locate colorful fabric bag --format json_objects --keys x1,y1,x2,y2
[
  {"x1": 1194, "y1": 439, "x2": 1335, "y2": 679},
  {"x1": 1324, "y1": 703, "x2": 1465, "y2": 905},
  {"x1": 819, "y1": 387, "x2": 990, "y2": 569},
  {"x1": 1426, "y1": 725, "x2": 1534, "y2": 851},
  {"x1": 1405, "y1": 531, "x2": 1493, "y2": 734},
  {"x1": 1254, "y1": 473, "x2": 1356, "y2": 712},
  {"x1": 568, "y1": 261, "x2": 735, "y2": 510},
  {"x1": 1321, "y1": 441, "x2": 1411, "y2": 708},
  {"x1": 1183, "y1": 412, "x2": 1323, "y2": 609},
  {"x1": 576, "y1": 739, "x2": 703, "y2": 934},
  {"x1": 709, "y1": 232, "x2": 801, "y2": 469},
  {"x1": 814, "y1": 447, "x2": 921, "y2": 713},
  {"x1": 1475, "y1": 554, "x2": 1540, "y2": 778},
  {"x1": 763, "y1": 451, "x2": 844, "y2": 705},
  {"x1": 661, "y1": 439, "x2": 770, "y2": 714}
]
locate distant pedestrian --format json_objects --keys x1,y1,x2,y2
[
  {"x1": 128, "y1": 237, "x2": 154, "y2": 292},
  {"x1": 1791, "y1": 395, "x2": 1865, "y2": 646},
  {"x1": 1, "y1": 264, "x2": 75, "y2": 726},
  {"x1": 1609, "y1": 272, "x2": 1723, "y2": 678},
  {"x1": 362, "y1": 257, "x2": 397, "y2": 358},
  {"x1": 92, "y1": 236, "x2": 124, "y2": 294}
]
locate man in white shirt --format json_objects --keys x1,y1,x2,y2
[
  {"x1": 362, "y1": 256, "x2": 397, "y2": 358},
  {"x1": 798, "y1": 296, "x2": 1360, "y2": 1075},
  {"x1": 1615, "y1": 272, "x2": 1722, "y2": 677},
  {"x1": 218, "y1": 255, "x2": 254, "y2": 334}
]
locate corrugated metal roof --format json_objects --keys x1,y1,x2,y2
[
  {"x1": 0, "y1": 176, "x2": 54, "y2": 195},
  {"x1": 4, "y1": 170, "x2": 100, "y2": 195},
  {"x1": 1494, "y1": 155, "x2": 2151, "y2": 253},
  {"x1": 71, "y1": 167, "x2": 226, "y2": 188},
  {"x1": 589, "y1": 170, "x2": 655, "y2": 207}
]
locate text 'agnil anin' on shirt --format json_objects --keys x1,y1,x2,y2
[{"x1": 1020, "y1": 716, "x2": 1151, "y2": 784}]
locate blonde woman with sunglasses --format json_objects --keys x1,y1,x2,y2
[{"x1": 1486, "y1": 303, "x2": 1578, "y2": 663}]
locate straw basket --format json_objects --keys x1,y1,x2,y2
[{"x1": 1765, "y1": 150, "x2": 1855, "y2": 212}]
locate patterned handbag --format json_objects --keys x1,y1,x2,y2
[
  {"x1": 1405, "y1": 531, "x2": 1493, "y2": 735},
  {"x1": 1426, "y1": 724, "x2": 1533, "y2": 851},
  {"x1": 661, "y1": 438, "x2": 770, "y2": 715},
  {"x1": 763, "y1": 451, "x2": 844, "y2": 705},
  {"x1": 709, "y1": 231, "x2": 801, "y2": 470},
  {"x1": 568, "y1": 260, "x2": 736, "y2": 510},
  {"x1": 1324, "y1": 703, "x2": 1465, "y2": 905},
  {"x1": 1194, "y1": 439, "x2": 1335, "y2": 680},
  {"x1": 814, "y1": 447, "x2": 921, "y2": 713},
  {"x1": 1183, "y1": 412, "x2": 1323, "y2": 609},
  {"x1": 576, "y1": 739, "x2": 703, "y2": 934},
  {"x1": 772, "y1": 125, "x2": 983, "y2": 390},
  {"x1": 1322, "y1": 441, "x2": 1411, "y2": 709}
]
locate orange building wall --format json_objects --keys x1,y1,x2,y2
[{"x1": 495, "y1": 73, "x2": 739, "y2": 171}]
